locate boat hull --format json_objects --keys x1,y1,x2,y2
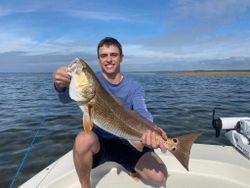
[{"x1": 20, "y1": 144, "x2": 250, "y2": 188}]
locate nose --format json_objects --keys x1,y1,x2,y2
[{"x1": 106, "y1": 55, "x2": 112, "y2": 63}]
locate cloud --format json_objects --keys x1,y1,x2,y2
[
  {"x1": 0, "y1": 6, "x2": 37, "y2": 16},
  {"x1": 166, "y1": 0, "x2": 250, "y2": 29},
  {"x1": 156, "y1": 0, "x2": 250, "y2": 51},
  {"x1": 65, "y1": 10, "x2": 130, "y2": 22},
  {"x1": 123, "y1": 29, "x2": 250, "y2": 63},
  {"x1": 0, "y1": 2, "x2": 131, "y2": 22},
  {"x1": 0, "y1": 32, "x2": 96, "y2": 55},
  {"x1": 128, "y1": 0, "x2": 250, "y2": 62},
  {"x1": 0, "y1": 51, "x2": 98, "y2": 72},
  {"x1": 1, "y1": 29, "x2": 250, "y2": 70},
  {"x1": 0, "y1": 0, "x2": 250, "y2": 72}
]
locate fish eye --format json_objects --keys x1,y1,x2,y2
[{"x1": 173, "y1": 138, "x2": 178, "y2": 143}]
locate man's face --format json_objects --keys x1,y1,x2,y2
[{"x1": 98, "y1": 44, "x2": 123, "y2": 75}]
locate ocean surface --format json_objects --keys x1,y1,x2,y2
[{"x1": 1, "y1": 72, "x2": 250, "y2": 187}]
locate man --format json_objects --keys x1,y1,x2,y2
[{"x1": 53, "y1": 37, "x2": 168, "y2": 188}]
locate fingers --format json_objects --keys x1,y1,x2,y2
[
  {"x1": 159, "y1": 127, "x2": 168, "y2": 140},
  {"x1": 151, "y1": 132, "x2": 158, "y2": 148},
  {"x1": 154, "y1": 127, "x2": 168, "y2": 140},
  {"x1": 159, "y1": 141, "x2": 167, "y2": 153},
  {"x1": 141, "y1": 130, "x2": 167, "y2": 152},
  {"x1": 53, "y1": 66, "x2": 71, "y2": 91},
  {"x1": 142, "y1": 130, "x2": 151, "y2": 147}
]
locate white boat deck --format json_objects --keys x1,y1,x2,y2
[{"x1": 20, "y1": 144, "x2": 250, "y2": 188}]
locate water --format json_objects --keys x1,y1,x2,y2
[{"x1": 1, "y1": 72, "x2": 250, "y2": 187}]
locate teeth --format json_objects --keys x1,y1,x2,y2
[{"x1": 106, "y1": 64, "x2": 113, "y2": 68}]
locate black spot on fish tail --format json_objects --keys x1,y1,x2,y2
[{"x1": 168, "y1": 132, "x2": 202, "y2": 171}]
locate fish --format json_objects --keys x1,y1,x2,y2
[{"x1": 67, "y1": 58, "x2": 201, "y2": 171}]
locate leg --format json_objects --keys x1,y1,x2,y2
[
  {"x1": 135, "y1": 152, "x2": 168, "y2": 186},
  {"x1": 73, "y1": 131, "x2": 100, "y2": 188}
]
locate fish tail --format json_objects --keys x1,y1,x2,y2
[{"x1": 167, "y1": 132, "x2": 201, "y2": 171}]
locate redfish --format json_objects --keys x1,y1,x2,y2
[{"x1": 68, "y1": 58, "x2": 201, "y2": 171}]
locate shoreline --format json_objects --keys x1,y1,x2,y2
[{"x1": 172, "y1": 71, "x2": 250, "y2": 75}]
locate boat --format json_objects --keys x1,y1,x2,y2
[
  {"x1": 20, "y1": 143, "x2": 250, "y2": 188},
  {"x1": 212, "y1": 109, "x2": 250, "y2": 159},
  {"x1": 20, "y1": 110, "x2": 250, "y2": 187}
]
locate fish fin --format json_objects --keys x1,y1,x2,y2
[
  {"x1": 83, "y1": 105, "x2": 94, "y2": 133},
  {"x1": 128, "y1": 141, "x2": 144, "y2": 152},
  {"x1": 167, "y1": 132, "x2": 202, "y2": 171}
]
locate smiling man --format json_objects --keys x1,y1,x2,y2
[
  {"x1": 53, "y1": 37, "x2": 168, "y2": 188},
  {"x1": 97, "y1": 38, "x2": 124, "y2": 84}
]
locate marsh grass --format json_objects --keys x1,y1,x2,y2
[{"x1": 173, "y1": 71, "x2": 250, "y2": 75}]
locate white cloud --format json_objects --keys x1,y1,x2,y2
[
  {"x1": 0, "y1": 6, "x2": 36, "y2": 16},
  {"x1": 166, "y1": 0, "x2": 250, "y2": 27},
  {"x1": 124, "y1": 44, "x2": 195, "y2": 60},
  {"x1": 123, "y1": 29, "x2": 250, "y2": 63},
  {"x1": 66, "y1": 10, "x2": 130, "y2": 22},
  {"x1": 0, "y1": 3, "x2": 130, "y2": 22},
  {"x1": 0, "y1": 33, "x2": 96, "y2": 55},
  {"x1": 1, "y1": 0, "x2": 250, "y2": 70},
  {"x1": 1, "y1": 30, "x2": 250, "y2": 65}
]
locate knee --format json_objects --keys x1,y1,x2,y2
[{"x1": 74, "y1": 131, "x2": 98, "y2": 155}]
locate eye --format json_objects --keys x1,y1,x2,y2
[
  {"x1": 99, "y1": 54, "x2": 107, "y2": 58},
  {"x1": 173, "y1": 138, "x2": 178, "y2": 143},
  {"x1": 111, "y1": 53, "x2": 119, "y2": 57}
]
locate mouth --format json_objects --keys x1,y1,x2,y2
[{"x1": 105, "y1": 63, "x2": 115, "y2": 70}]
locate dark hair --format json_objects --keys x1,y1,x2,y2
[{"x1": 97, "y1": 37, "x2": 123, "y2": 57}]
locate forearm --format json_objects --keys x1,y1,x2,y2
[
  {"x1": 134, "y1": 107, "x2": 153, "y2": 122},
  {"x1": 54, "y1": 85, "x2": 73, "y2": 104},
  {"x1": 53, "y1": 65, "x2": 72, "y2": 104},
  {"x1": 132, "y1": 85, "x2": 153, "y2": 122}
]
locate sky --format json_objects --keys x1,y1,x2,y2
[{"x1": 0, "y1": 0, "x2": 250, "y2": 72}]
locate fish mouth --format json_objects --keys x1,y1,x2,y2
[
  {"x1": 69, "y1": 58, "x2": 95, "y2": 103},
  {"x1": 67, "y1": 58, "x2": 86, "y2": 75}
]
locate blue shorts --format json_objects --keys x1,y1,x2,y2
[{"x1": 92, "y1": 131, "x2": 153, "y2": 173}]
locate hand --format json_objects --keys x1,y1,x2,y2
[
  {"x1": 53, "y1": 66, "x2": 71, "y2": 92},
  {"x1": 141, "y1": 128, "x2": 168, "y2": 153}
]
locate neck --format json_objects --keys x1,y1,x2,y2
[{"x1": 102, "y1": 72, "x2": 123, "y2": 84}]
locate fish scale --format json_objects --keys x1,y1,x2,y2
[
  {"x1": 92, "y1": 93, "x2": 143, "y2": 139},
  {"x1": 93, "y1": 104, "x2": 141, "y2": 140}
]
